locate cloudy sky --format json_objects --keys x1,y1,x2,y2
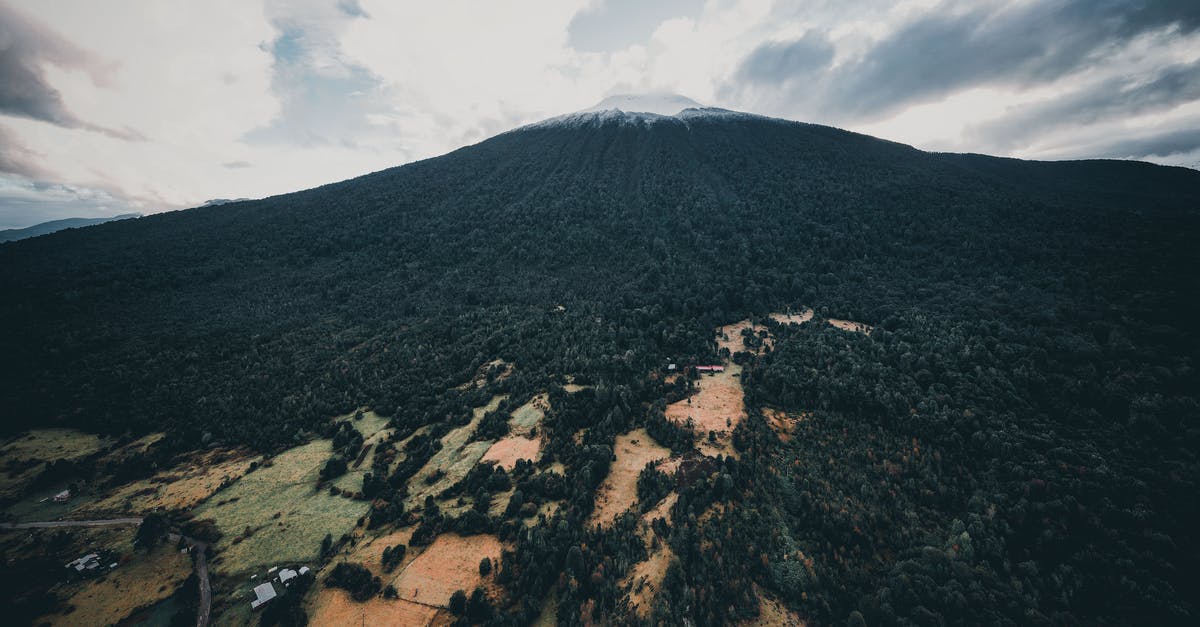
[{"x1": 1, "y1": 0, "x2": 1198, "y2": 229}]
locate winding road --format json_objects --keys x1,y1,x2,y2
[{"x1": 2, "y1": 517, "x2": 212, "y2": 627}]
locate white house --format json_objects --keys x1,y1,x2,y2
[{"x1": 250, "y1": 582, "x2": 277, "y2": 610}]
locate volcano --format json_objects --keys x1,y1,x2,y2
[{"x1": 2, "y1": 97, "x2": 1199, "y2": 625}]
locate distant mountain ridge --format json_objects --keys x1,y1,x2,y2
[{"x1": 0, "y1": 213, "x2": 141, "y2": 243}]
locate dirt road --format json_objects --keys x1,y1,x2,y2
[{"x1": 0, "y1": 517, "x2": 143, "y2": 529}]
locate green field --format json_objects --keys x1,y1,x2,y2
[{"x1": 192, "y1": 439, "x2": 369, "y2": 575}]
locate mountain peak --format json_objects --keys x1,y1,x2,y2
[{"x1": 583, "y1": 93, "x2": 704, "y2": 116}]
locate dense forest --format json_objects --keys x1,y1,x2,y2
[{"x1": 1, "y1": 109, "x2": 1198, "y2": 625}]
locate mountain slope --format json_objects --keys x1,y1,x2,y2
[
  {"x1": 0, "y1": 213, "x2": 141, "y2": 243},
  {"x1": 1, "y1": 110, "x2": 1199, "y2": 625}
]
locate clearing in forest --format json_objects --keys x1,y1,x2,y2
[
  {"x1": 665, "y1": 365, "x2": 746, "y2": 458},
  {"x1": 191, "y1": 439, "x2": 369, "y2": 574},
  {"x1": 741, "y1": 586, "x2": 806, "y2": 626},
  {"x1": 403, "y1": 395, "x2": 506, "y2": 509},
  {"x1": 343, "y1": 527, "x2": 417, "y2": 579},
  {"x1": 590, "y1": 428, "x2": 673, "y2": 527},
  {"x1": 456, "y1": 359, "x2": 514, "y2": 390},
  {"x1": 0, "y1": 428, "x2": 112, "y2": 499},
  {"x1": 331, "y1": 410, "x2": 394, "y2": 493},
  {"x1": 392, "y1": 533, "x2": 504, "y2": 607},
  {"x1": 36, "y1": 538, "x2": 191, "y2": 626},
  {"x1": 76, "y1": 447, "x2": 258, "y2": 516},
  {"x1": 761, "y1": 408, "x2": 807, "y2": 444},
  {"x1": 309, "y1": 588, "x2": 442, "y2": 627},
  {"x1": 480, "y1": 393, "x2": 548, "y2": 469},
  {"x1": 828, "y1": 318, "x2": 873, "y2": 335},
  {"x1": 509, "y1": 393, "x2": 549, "y2": 435},
  {"x1": 716, "y1": 319, "x2": 772, "y2": 356},
  {"x1": 770, "y1": 308, "x2": 814, "y2": 326},
  {"x1": 480, "y1": 435, "x2": 542, "y2": 470},
  {"x1": 625, "y1": 492, "x2": 677, "y2": 618}
]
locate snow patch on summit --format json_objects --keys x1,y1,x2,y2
[
  {"x1": 584, "y1": 93, "x2": 704, "y2": 116},
  {"x1": 525, "y1": 93, "x2": 762, "y2": 130}
]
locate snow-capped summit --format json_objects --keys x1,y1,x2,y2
[
  {"x1": 583, "y1": 93, "x2": 704, "y2": 116},
  {"x1": 526, "y1": 92, "x2": 762, "y2": 130}
]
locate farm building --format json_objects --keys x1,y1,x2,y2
[
  {"x1": 279, "y1": 568, "x2": 298, "y2": 585},
  {"x1": 250, "y1": 582, "x2": 277, "y2": 610},
  {"x1": 52, "y1": 489, "x2": 71, "y2": 503},
  {"x1": 66, "y1": 553, "x2": 100, "y2": 572},
  {"x1": 695, "y1": 365, "x2": 724, "y2": 372}
]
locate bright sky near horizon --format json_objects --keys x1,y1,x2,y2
[{"x1": 1, "y1": 0, "x2": 1198, "y2": 229}]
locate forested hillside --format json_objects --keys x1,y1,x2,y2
[{"x1": 1, "y1": 110, "x2": 1198, "y2": 625}]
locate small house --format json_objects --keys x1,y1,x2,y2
[
  {"x1": 52, "y1": 489, "x2": 71, "y2": 503},
  {"x1": 250, "y1": 582, "x2": 277, "y2": 610},
  {"x1": 695, "y1": 365, "x2": 725, "y2": 373},
  {"x1": 278, "y1": 568, "x2": 298, "y2": 585}
]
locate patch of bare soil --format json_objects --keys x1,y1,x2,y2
[
  {"x1": 762, "y1": 408, "x2": 807, "y2": 444},
  {"x1": 590, "y1": 429, "x2": 673, "y2": 527},
  {"x1": 665, "y1": 366, "x2": 746, "y2": 458},
  {"x1": 392, "y1": 533, "x2": 504, "y2": 607},
  {"x1": 309, "y1": 588, "x2": 440, "y2": 627},
  {"x1": 770, "y1": 308, "x2": 814, "y2": 326},
  {"x1": 624, "y1": 492, "x2": 678, "y2": 618},
  {"x1": 345, "y1": 527, "x2": 416, "y2": 579},
  {"x1": 828, "y1": 318, "x2": 873, "y2": 335},
  {"x1": 716, "y1": 319, "x2": 772, "y2": 356},
  {"x1": 480, "y1": 435, "x2": 542, "y2": 470}
]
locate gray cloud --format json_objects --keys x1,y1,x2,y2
[
  {"x1": 970, "y1": 59, "x2": 1200, "y2": 150},
  {"x1": 733, "y1": 33, "x2": 833, "y2": 85},
  {"x1": 0, "y1": 2, "x2": 141, "y2": 139},
  {"x1": 1089, "y1": 125, "x2": 1200, "y2": 160},
  {"x1": 0, "y1": 124, "x2": 49, "y2": 179},
  {"x1": 729, "y1": 0, "x2": 1200, "y2": 122}
]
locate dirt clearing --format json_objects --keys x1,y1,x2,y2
[
  {"x1": 481, "y1": 435, "x2": 542, "y2": 470},
  {"x1": 309, "y1": 588, "x2": 441, "y2": 626},
  {"x1": 625, "y1": 492, "x2": 678, "y2": 618},
  {"x1": 770, "y1": 308, "x2": 814, "y2": 326},
  {"x1": 591, "y1": 429, "x2": 673, "y2": 527},
  {"x1": 762, "y1": 408, "x2": 807, "y2": 444},
  {"x1": 828, "y1": 318, "x2": 873, "y2": 335},
  {"x1": 717, "y1": 319, "x2": 771, "y2": 356},
  {"x1": 665, "y1": 366, "x2": 746, "y2": 458},
  {"x1": 392, "y1": 533, "x2": 504, "y2": 607}
]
